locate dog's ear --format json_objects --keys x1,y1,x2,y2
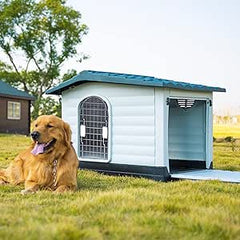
[{"x1": 63, "y1": 121, "x2": 72, "y2": 148}]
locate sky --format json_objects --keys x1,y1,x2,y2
[
  {"x1": 1, "y1": 0, "x2": 237, "y2": 114},
  {"x1": 65, "y1": 0, "x2": 240, "y2": 115}
]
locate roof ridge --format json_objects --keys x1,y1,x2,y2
[
  {"x1": 46, "y1": 70, "x2": 226, "y2": 95},
  {"x1": 85, "y1": 70, "x2": 156, "y2": 80}
]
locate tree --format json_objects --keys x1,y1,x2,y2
[
  {"x1": 62, "y1": 69, "x2": 78, "y2": 82},
  {"x1": 0, "y1": 0, "x2": 88, "y2": 118}
]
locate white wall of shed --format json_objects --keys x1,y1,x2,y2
[
  {"x1": 61, "y1": 83, "x2": 214, "y2": 169},
  {"x1": 62, "y1": 82, "x2": 160, "y2": 166}
]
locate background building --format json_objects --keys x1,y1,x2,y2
[{"x1": 0, "y1": 80, "x2": 34, "y2": 135}]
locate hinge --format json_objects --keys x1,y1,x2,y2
[
  {"x1": 166, "y1": 97, "x2": 170, "y2": 105},
  {"x1": 207, "y1": 100, "x2": 212, "y2": 106}
]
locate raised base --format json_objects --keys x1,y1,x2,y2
[{"x1": 79, "y1": 161, "x2": 170, "y2": 182}]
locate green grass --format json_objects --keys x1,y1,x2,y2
[
  {"x1": 213, "y1": 142, "x2": 240, "y2": 171},
  {"x1": 213, "y1": 125, "x2": 240, "y2": 138},
  {"x1": 0, "y1": 134, "x2": 239, "y2": 240},
  {"x1": 0, "y1": 134, "x2": 31, "y2": 168}
]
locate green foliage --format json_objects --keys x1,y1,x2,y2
[
  {"x1": 0, "y1": 134, "x2": 240, "y2": 239},
  {"x1": 62, "y1": 69, "x2": 78, "y2": 82},
  {"x1": 33, "y1": 96, "x2": 62, "y2": 117},
  {"x1": 0, "y1": 0, "x2": 88, "y2": 118}
]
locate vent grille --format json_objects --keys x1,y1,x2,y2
[
  {"x1": 79, "y1": 96, "x2": 108, "y2": 160},
  {"x1": 177, "y1": 99, "x2": 195, "y2": 109}
]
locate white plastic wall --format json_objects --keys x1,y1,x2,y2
[
  {"x1": 61, "y1": 83, "x2": 213, "y2": 169},
  {"x1": 62, "y1": 82, "x2": 162, "y2": 166}
]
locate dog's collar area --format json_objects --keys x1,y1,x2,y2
[{"x1": 52, "y1": 159, "x2": 58, "y2": 188}]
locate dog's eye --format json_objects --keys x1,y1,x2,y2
[
  {"x1": 35, "y1": 124, "x2": 38, "y2": 127},
  {"x1": 47, "y1": 124, "x2": 53, "y2": 128}
]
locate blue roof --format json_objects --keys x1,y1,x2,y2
[
  {"x1": 0, "y1": 80, "x2": 35, "y2": 100},
  {"x1": 46, "y1": 70, "x2": 226, "y2": 95}
]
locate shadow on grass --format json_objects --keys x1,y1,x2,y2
[{"x1": 77, "y1": 169, "x2": 160, "y2": 191}]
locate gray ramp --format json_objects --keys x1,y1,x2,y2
[{"x1": 171, "y1": 169, "x2": 240, "y2": 183}]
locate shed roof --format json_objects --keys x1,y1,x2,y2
[
  {"x1": 0, "y1": 80, "x2": 35, "y2": 100},
  {"x1": 46, "y1": 70, "x2": 226, "y2": 95}
]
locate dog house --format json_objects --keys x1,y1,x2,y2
[{"x1": 46, "y1": 70, "x2": 236, "y2": 182}]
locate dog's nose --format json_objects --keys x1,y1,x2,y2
[{"x1": 31, "y1": 131, "x2": 40, "y2": 141}]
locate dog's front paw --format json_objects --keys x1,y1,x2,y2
[{"x1": 21, "y1": 189, "x2": 35, "y2": 195}]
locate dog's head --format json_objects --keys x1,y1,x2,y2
[{"x1": 31, "y1": 115, "x2": 71, "y2": 155}]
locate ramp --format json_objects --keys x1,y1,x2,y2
[{"x1": 171, "y1": 169, "x2": 240, "y2": 183}]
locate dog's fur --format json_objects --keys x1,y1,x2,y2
[{"x1": 0, "y1": 115, "x2": 79, "y2": 194}]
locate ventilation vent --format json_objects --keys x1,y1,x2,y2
[{"x1": 177, "y1": 99, "x2": 195, "y2": 109}]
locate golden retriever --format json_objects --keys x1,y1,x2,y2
[{"x1": 0, "y1": 115, "x2": 79, "y2": 194}]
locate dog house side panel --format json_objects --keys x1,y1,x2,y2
[
  {"x1": 61, "y1": 82, "x2": 157, "y2": 166},
  {"x1": 154, "y1": 88, "x2": 169, "y2": 168}
]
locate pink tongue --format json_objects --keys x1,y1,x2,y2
[{"x1": 31, "y1": 143, "x2": 45, "y2": 155}]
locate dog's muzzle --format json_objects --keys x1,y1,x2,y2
[{"x1": 31, "y1": 131, "x2": 40, "y2": 141}]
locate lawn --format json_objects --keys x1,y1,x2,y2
[
  {"x1": 213, "y1": 124, "x2": 240, "y2": 138},
  {"x1": 0, "y1": 133, "x2": 239, "y2": 240}
]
